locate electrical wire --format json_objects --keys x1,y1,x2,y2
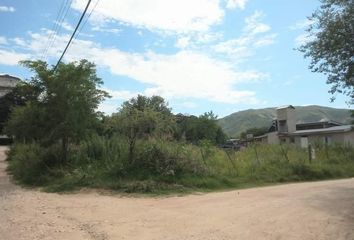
[
  {"x1": 53, "y1": 0, "x2": 92, "y2": 71},
  {"x1": 45, "y1": 0, "x2": 73, "y2": 60},
  {"x1": 68, "y1": 0, "x2": 100, "y2": 50},
  {"x1": 77, "y1": 0, "x2": 100, "y2": 36},
  {"x1": 42, "y1": 0, "x2": 72, "y2": 61},
  {"x1": 41, "y1": 0, "x2": 67, "y2": 60}
]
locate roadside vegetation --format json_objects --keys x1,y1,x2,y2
[
  {"x1": 1, "y1": 59, "x2": 353, "y2": 193},
  {"x1": 6, "y1": 139, "x2": 354, "y2": 193}
]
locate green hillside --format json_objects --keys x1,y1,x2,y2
[{"x1": 218, "y1": 105, "x2": 353, "y2": 138}]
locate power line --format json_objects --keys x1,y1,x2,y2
[
  {"x1": 53, "y1": 0, "x2": 92, "y2": 71},
  {"x1": 41, "y1": 0, "x2": 67, "y2": 60},
  {"x1": 42, "y1": 0, "x2": 72, "y2": 60},
  {"x1": 45, "y1": 0, "x2": 73, "y2": 60},
  {"x1": 69, "y1": 0, "x2": 100, "y2": 49},
  {"x1": 77, "y1": 0, "x2": 100, "y2": 36}
]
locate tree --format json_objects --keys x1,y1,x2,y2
[
  {"x1": 0, "y1": 82, "x2": 40, "y2": 133},
  {"x1": 121, "y1": 95, "x2": 172, "y2": 115},
  {"x1": 299, "y1": 0, "x2": 354, "y2": 102},
  {"x1": 106, "y1": 95, "x2": 175, "y2": 164},
  {"x1": 175, "y1": 112, "x2": 227, "y2": 144},
  {"x1": 5, "y1": 102, "x2": 47, "y2": 142},
  {"x1": 5, "y1": 60, "x2": 109, "y2": 161}
]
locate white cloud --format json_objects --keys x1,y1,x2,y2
[
  {"x1": 253, "y1": 33, "x2": 277, "y2": 47},
  {"x1": 195, "y1": 32, "x2": 223, "y2": 44},
  {"x1": 0, "y1": 49, "x2": 30, "y2": 65},
  {"x1": 175, "y1": 37, "x2": 190, "y2": 49},
  {"x1": 0, "y1": 36, "x2": 7, "y2": 45},
  {"x1": 294, "y1": 33, "x2": 315, "y2": 47},
  {"x1": 290, "y1": 19, "x2": 314, "y2": 30},
  {"x1": 178, "y1": 101, "x2": 198, "y2": 109},
  {"x1": 98, "y1": 101, "x2": 119, "y2": 114},
  {"x1": 244, "y1": 11, "x2": 270, "y2": 35},
  {"x1": 74, "y1": 46, "x2": 263, "y2": 104},
  {"x1": 55, "y1": 21, "x2": 74, "y2": 31},
  {"x1": 94, "y1": 50, "x2": 263, "y2": 103},
  {"x1": 291, "y1": 19, "x2": 316, "y2": 47},
  {"x1": 0, "y1": 6, "x2": 15, "y2": 12},
  {"x1": 214, "y1": 38, "x2": 253, "y2": 58},
  {"x1": 12, "y1": 37, "x2": 26, "y2": 46},
  {"x1": 226, "y1": 0, "x2": 248, "y2": 10},
  {"x1": 174, "y1": 32, "x2": 222, "y2": 50},
  {"x1": 71, "y1": 0, "x2": 224, "y2": 33},
  {"x1": 91, "y1": 26, "x2": 121, "y2": 34},
  {"x1": 213, "y1": 11, "x2": 276, "y2": 58},
  {"x1": 102, "y1": 88, "x2": 139, "y2": 100},
  {"x1": 4, "y1": 29, "x2": 266, "y2": 104}
]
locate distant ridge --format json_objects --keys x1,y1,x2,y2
[{"x1": 218, "y1": 105, "x2": 353, "y2": 138}]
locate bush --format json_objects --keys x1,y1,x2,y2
[
  {"x1": 133, "y1": 140, "x2": 206, "y2": 177},
  {"x1": 7, "y1": 143, "x2": 49, "y2": 185}
]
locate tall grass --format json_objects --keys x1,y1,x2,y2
[{"x1": 6, "y1": 136, "x2": 354, "y2": 193}]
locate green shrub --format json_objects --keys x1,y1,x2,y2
[
  {"x1": 7, "y1": 143, "x2": 49, "y2": 185},
  {"x1": 133, "y1": 140, "x2": 206, "y2": 177}
]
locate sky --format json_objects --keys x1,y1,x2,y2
[{"x1": 0, "y1": 0, "x2": 352, "y2": 117}]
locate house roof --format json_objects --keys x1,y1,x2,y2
[
  {"x1": 254, "y1": 134, "x2": 268, "y2": 139},
  {"x1": 0, "y1": 74, "x2": 21, "y2": 88},
  {"x1": 291, "y1": 125, "x2": 353, "y2": 136},
  {"x1": 296, "y1": 120, "x2": 343, "y2": 127}
]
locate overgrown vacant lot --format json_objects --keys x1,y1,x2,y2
[
  {"x1": 7, "y1": 138, "x2": 354, "y2": 193},
  {"x1": 5, "y1": 60, "x2": 354, "y2": 193},
  {"x1": 1, "y1": 147, "x2": 354, "y2": 240}
]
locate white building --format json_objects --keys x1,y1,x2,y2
[
  {"x1": 0, "y1": 74, "x2": 21, "y2": 97},
  {"x1": 256, "y1": 105, "x2": 354, "y2": 147}
]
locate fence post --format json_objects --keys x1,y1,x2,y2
[
  {"x1": 308, "y1": 144, "x2": 312, "y2": 163},
  {"x1": 280, "y1": 143, "x2": 289, "y2": 162},
  {"x1": 253, "y1": 144, "x2": 259, "y2": 164},
  {"x1": 224, "y1": 150, "x2": 238, "y2": 176}
]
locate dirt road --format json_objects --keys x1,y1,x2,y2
[{"x1": 0, "y1": 146, "x2": 353, "y2": 240}]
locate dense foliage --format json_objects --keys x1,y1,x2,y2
[
  {"x1": 0, "y1": 82, "x2": 40, "y2": 133},
  {"x1": 175, "y1": 112, "x2": 227, "y2": 144},
  {"x1": 299, "y1": 0, "x2": 354, "y2": 102},
  {"x1": 5, "y1": 60, "x2": 108, "y2": 161}
]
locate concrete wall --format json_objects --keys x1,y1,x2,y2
[
  {"x1": 343, "y1": 131, "x2": 354, "y2": 146},
  {"x1": 0, "y1": 75, "x2": 20, "y2": 97},
  {"x1": 294, "y1": 131, "x2": 354, "y2": 147},
  {"x1": 276, "y1": 107, "x2": 296, "y2": 133},
  {"x1": 267, "y1": 132, "x2": 279, "y2": 144}
]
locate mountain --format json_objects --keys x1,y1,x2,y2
[{"x1": 218, "y1": 105, "x2": 353, "y2": 138}]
